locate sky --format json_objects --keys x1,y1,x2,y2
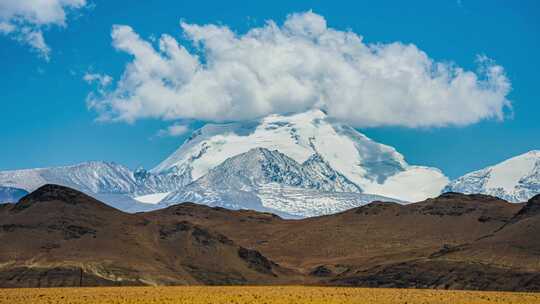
[{"x1": 0, "y1": 0, "x2": 538, "y2": 179}]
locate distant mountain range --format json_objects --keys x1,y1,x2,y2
[
  {"x1": 0, "y1": 110, "x2": 538, "y2": 216},
  {"x1": 0, "y1": 161, "x2": 186, "y2": 212},
  {"x1": 1, "y1": 184, "x2": 539, "y2": 290},
  {"x1": 445, "y1": 150, "x2": 540, "y2": 203}
]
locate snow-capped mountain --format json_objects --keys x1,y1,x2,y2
[
  {"x1": 0, "y1": 161, "x2": 187, "y2": 211},
  {"x1": 445, "y1": 150, "x2": 540, "y2": 203},
  {"x1": 158, "y1": 148, "x2": 394, "y2": 217},
  {"x1": 153, "y1": 110, "x2": 449, "y2": 202},
  {"x1": 0, "y1": 186, "x2": 28, "y2": 203},
  {"x1": 190, "y1": 147, "x2": 362, "y2": 193},
  {"x1": 0, "y1": 161, "x2": 188, "y2": 195},
  {"x1": 0, "y1": 110, "x2": 452, "y2": 216},
  {"x1": 0, "y1": 161, "x2": 139, "y2": 194}
]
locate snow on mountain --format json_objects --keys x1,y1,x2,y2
[
  {"x1": 194, "y1": 147, "x2": 362, "y2": 193},
  {"x1": 445, "y1": 150, "x2": 540, "y2": 202},
  {"x1": 0, "y1": 161, "x2": 188, "y2": 195},
  {"x1": 0, "y1": 161, "x2": 188, "y2": 211},
  {"x1": 158, "y1": 147, "x2": 400, "y2": 217},
  {"x1": 256, "y1": 185, "x2": 397, "y2": 218},
  {"x1": 133, "y1": 192, "x2": 171, "y2": 204},
  {"x1": 0, "y1": 110, "x2": 451, "y2": 216},
  {"x1": 0, "y1": 186, "x2": 28, "y2": 203},
  {"x1": 0, "y1": 161, "x2": 138, "y2": 194},
  {"x1": 153, "y1": 110, "x2": 449, "y2": 202}
]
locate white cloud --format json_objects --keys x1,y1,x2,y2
[
  {"x1": 84, "y1": 72, "x2": 112, "y2": 103},
  {"x1": 157, "y1": 123, "x2": 190, "y2": 137},
  {"x1": 84, "y1": 72, "x2": 112, "y2": 87},
  {"x1": 88, "y1": 11, "x2": 511, "y2": 128},
  {"x1": 0, "y1": 22, "x2": 15, "y2": 33},
  {"x1": 0, "y1": 0, "x2": 87, "y2": 60}
]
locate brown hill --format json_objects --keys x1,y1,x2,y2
[
  {"x1": 434, "y1": 194, "x2": 540, "y2": 265},
  {"x1": 328, "y1": 195, "x2": 540, "y2": 291},
  {"x1": 0, "y1": 185, "x2": 297, "y2": 287},
  {"x1": 0, "y1": 186, "x2": 538, "y2": 290}
]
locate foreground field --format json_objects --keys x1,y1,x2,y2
[{"x1": 1, "y1": 286, "x2": 539, "y2": 304}]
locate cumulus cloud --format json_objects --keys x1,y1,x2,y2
[
  {"x1": 88, "y1": 11, "x2": 511, "y2": 128},
  {"x1": 0, "y1": 0, "x2": 88, "y2": 60}
]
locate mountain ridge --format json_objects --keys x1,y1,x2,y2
[
  {"x1": 445, "y1": 150, "x2": 540, "y2": 203},
  {"x1": 151, "y1": 110, "x2": 449, "y2": 202},
  {"x1": 0, "y1": 184, "x2": 297, "y2": 287},
  {"x1": 158, "y1": 147, "x2": 397, "y2": 217},
  {"x1": 0, "y1": 111, "x2": 538, "y2": 217},
  {"x1": 1, "y1": 185, "x2": 538, "y2": 290}
]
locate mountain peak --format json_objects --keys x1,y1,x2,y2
[
  {"x1": 445, "y1": 150, "x2": 540, "y2": 203},
  {"x1": 201, "y1": 147, "x2": 361, "y2": 193},
  {"x1": 158, "y1": 147, "x2": 394, "y2": 217},
  {"x1": 14, "y1": 184, "x2": 115, "y2": 213},
  {"x1": 152, "y1": 110, "x2": 448, "y2": 202},
  {"x1": 19, "y1": 184, "x2": 91, "y2": 203}
]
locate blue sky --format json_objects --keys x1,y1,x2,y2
[{"x1": 0, "y1": 0, "x2": 538, "y2": 179}]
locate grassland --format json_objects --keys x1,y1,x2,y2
[{"x1": 1, "y1": 286, "x2": 539, "y2": 304}]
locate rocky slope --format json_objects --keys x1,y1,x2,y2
[
  {"x1": 1, "y1": 185, "x2": 538, "y2": 290},
  {"x1": 150, "y1": 192, "x2": 540, "y2": 291},
  {"x1": 0, "y1": 185, "x2": 297, "y2": 287}
]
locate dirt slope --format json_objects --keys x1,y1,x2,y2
[
  {"x1": 1, "y1": 185, "x2": 538, "y2": 290},
  {"x1": 0, "y1": 185, "x2": 295, "y2": 287}
]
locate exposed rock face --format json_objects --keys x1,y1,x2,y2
[{"x1": 159, "y1": 148, "x2": 398, "y2": 217}]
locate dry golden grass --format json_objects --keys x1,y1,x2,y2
[{"x1": 0, "y1": 286, "x2": 539, "y2": 304}]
